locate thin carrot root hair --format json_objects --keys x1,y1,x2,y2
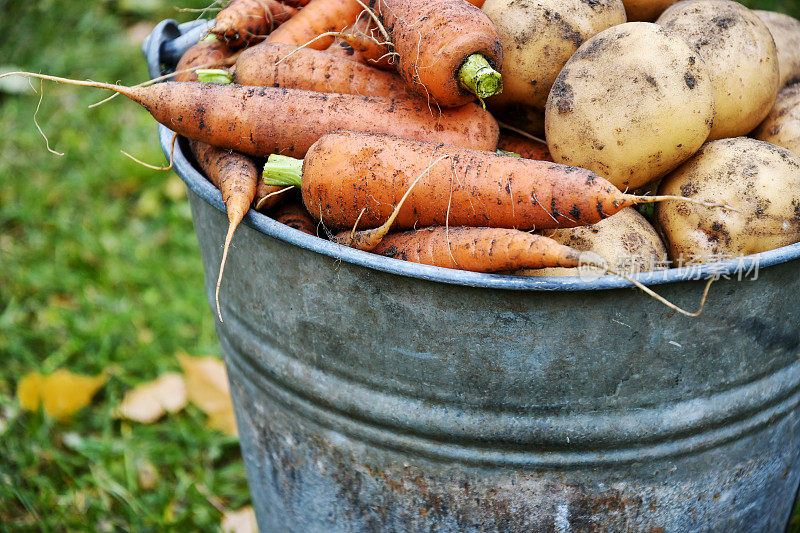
[
  {"x1": 624, "y1": 194, "x2": 738, "y2": 212},
  {"x1": 496, "y1": 120, "x2": 546, "y2": 145},
  {"x1": 254, "y1": 186, "x2": 293, "y2": 210},
  {"x1": 88, "y1": 54, "x2": 240, "y2": 108},
  {"x1": 335, "y1": 154, "x2": 451, "y2": 250},
  {"x1": 274, "y1": 31, "x2": 347, "y2": 64},
  {"x1": 577, "y1": 258, "x2": 716, "y2": 317},
  {"x1": 121, "y1": 132, "x2": 178, "y2": 171},
  {"x1": 31, "y1": 79, "x2": 64, "y2": 156},
  {"x1": 215, "y1": 223, "x2": 238, "y2": 323}
]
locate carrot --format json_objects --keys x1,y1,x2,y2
[
  {"x1": 497, "y1": 131, "x2": 553, "y2": 161},
  {"x1": 265, "y1": 0, "x2": 363, "y2": 50},
  {"x1": 270, "y1": 202, "x2": 317, "y2": 234},
  {"x1": 373, "y1": 227, "x2": 580, "y2": 272},
  {"x1": 367, "y1": 0, "x2": 503, "y2": 106},
  {"x1": 233, "y1": 42, "x2": 413, "y2": 99},
  {"x1": 254, "y1": 180, "x2": 289, "y2": 212},
  {"x1": 325, "y1": 38, "x2": 366, "y2": 62},
  {"x1": 262, "y1": 131, "x2": 731, "y2": 231},
  {"x1": 213, "y1": 0, "x2": 297, "y2": 48},
  {"x1": 175, "y1": 41, "x2": 287, "y2": 320},
  {"x1": 367, "y1": 226, "x2": 713, "y2": 317},
  {"x1": 332, "y1": 14, "x2": 395, "y2": 70},
  {"x1": 0, "y1": 73, "x2": 499, "y2": 157},
  {"x1": 173, "y1": 36, "x2": 235, "y2": 83},
  {"x1": 189, "y1": 139, "x2": 258, "y2": 321}
]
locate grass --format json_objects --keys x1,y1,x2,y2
[
  {"x1": 1, "y1": 0, "x2": 799, "y2": 530},
  {"x1": 0, "y1": 1, "x2": 249, "y2": 529}
]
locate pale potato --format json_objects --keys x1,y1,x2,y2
[
  {"x1": 622, "y1": 0, "x2": 682, "y2": 22},
  {"x1": 755, "y1": 10, "x2": 800, "y2": 88},
  {"x1": 482, "y1": 0, "x2": 626, "y2": 135},
  {"x1": 518, "y1": 208, "x2": 667, "y2": 276},
  {"x1": 753, "y1": 84, "x2": 800, "y2": 156},
  {"x1": 655, "y1": 137, "x2": 800, "y2": 266},
  {"x1": 545, "y1": 22, "x2": 715, "y2": 190},
  {"x1": 657, "y1": 0, "x2": 780, "y2": 140}
]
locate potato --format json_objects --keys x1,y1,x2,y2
[
  {"x1": 544, "y1": 22, "x2": 715, "y2": 190},
  {"x1": 482, "y1": 0, "x2": 626, "y2": 135},
  {"x1": 655, "y1": 137, "x2": 800, "y2": 266},
  {"x1": 753, "y1": 84, "x2": 800, "y2": 156},
  {"x1": 656, "y1": 0, "x2": 780, "y2": 141},
  {"x1": 622, "y1": 0, "x2": 681, "y2": 22},
  {"x1": 755, "y1": 10, "x2": 800, "y2": 88},
  {"x1": 518, "y1": 208, "x2": 667, "y2": 276}
]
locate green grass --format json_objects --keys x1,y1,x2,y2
[
  {"x1": 1, "y1": 0, "x2": 799, "y2": 530},
  {"x1": 0, "y1": 1, "x2": 250, "y2": 529}
]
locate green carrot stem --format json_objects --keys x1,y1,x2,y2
[
  {"x1": 196, "y1": 69, "x2": 233, "y2": 84},
  {"x1": 262, "y1": 154, "x2": 303, "y2": 187},
  {"x1": 458, "y1": 54, "x2": 502, "y2": 99}
]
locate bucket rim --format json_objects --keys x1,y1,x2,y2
[{"x1": 162, "y1": 126, "x2": 800, "y2": 291}]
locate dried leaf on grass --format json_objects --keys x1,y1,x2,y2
[
  {"x1": 116, "y1": 372, "x2": 187, "y2": 423},
  {"x1": 17, "y1": 370, "x2": 107, "y2": 421},
  {"x1": 177, "y1": 352, "x2": 238, "y2": 437},
  {"x1": 221, "y1": 506, "x2": 258, "y2": 533}
]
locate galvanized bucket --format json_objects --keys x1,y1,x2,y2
[{"x1": 146, "y1": 21, "x2": 800, "y2": 532}]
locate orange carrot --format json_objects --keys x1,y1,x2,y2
[
  {"x1": 234, "y1": 42, "x2": 412, "y2": 98},
  {"x1": 0, "y1": 73, "x2": 499, "y2": 158},
  {"x1": 366, "y1": 225, "x2": 713, "y2": 317},
  {"x1": 334, "y1": 14, "x2": 395, "y2": 70},
  {"x1": 262, "y1": 131, "x2": 730, "y2": 231},
  {"x1": 497, "y1": 131, "x2": 553, "y2": 161},
  {"x1": 254, "y1": 179, "x2": 289, "y2": 212},
  {"x1": 271, "y1": 202, "x2": 317, "y2": 234},
  {"x1": 372, "y1": 227, "x2": 580, "y2": 272},
  {"x1": 265, "y1": 0, "x2": 363, "y2": 49},
  {"x1": 369, "y1": 0, "x2": 503, "y2": 106},
  {"x1": 172, "y1": 36, "x2": 237, "y2": 82},
  {"x1": 325, "y1": 37, "x2": 366, "y2": 62},
  {"x1": 175, "y1": 41, "x2": 286, "y2": 320},
  {"x1": 189, "y1": 139, "x2": 257, "y2": 321},
  {"x1": 213, "y1": 0, "x2": 297, "y2": 48}
]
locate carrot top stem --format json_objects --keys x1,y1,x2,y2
[
  {"x1": 196, "y1": 69, "x2": 233, "y2": 84},
  {"x1": 263, "y1": 154, "x2": 303, "y2": 187},
  {"x1": 458, "y1": 54, "x2": 502, "y2": 99}
]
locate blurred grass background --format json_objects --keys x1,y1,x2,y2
[{"x1": 1, "y1": 0, "x2": 799, "y2": 530}]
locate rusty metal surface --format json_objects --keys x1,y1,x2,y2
[
  {"x1": 146, "y1": 21, "x2": 800, "y2": 532},
  {"x1": 183, "y1": 173, "x2": 800, "y2": 531}
]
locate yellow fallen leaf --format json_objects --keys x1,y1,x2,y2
[
  {"x1": 221, "y1": 506, "x2": 258, "y2": 533},
  {"x1": 18, "y1": 369, "x2": 107, "y2": 421},
  {"x1": 17, "y1": 372, "x2": 44, "y2": 412},
  {"x1": 177, "y1": 352, "x2": 237, "y2": 437},
  {"x1": 116, "y1": 373, "x2": 187, "y2": 424}
]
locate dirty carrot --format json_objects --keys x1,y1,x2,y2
[
  {"x1": 497, "y1": 131, "x2": 553, "y2": 161},
  {"x1": 367, "y1": 0, "x2": 503, "y2": 106},
  {"x1": 368, "y1": 226, "x2": 713, "y2": 317},
  {"x1": 270, "y1": 202, "x2": 317, "y2": 234},
  {"x1": 265, "y1": 0, "x2": 363, "y2": 49},
  {"x1": 262, "y1": 131, "x2": 731, "y2": 231},
  {"x1": 333, "y1": 14, "x2": 395, "y2": 70},
  {"x1": 325, "y1": 37, "x2": 366, "y2": 62},
  {"x1": 233, "y1": 42, "x2": 413, "y2": 99},
  {"x1": 188, "y1": 139, "x2": 259, "y2": 321},
  {"x1": 213, "y1": 0, "x2": 297, "y2": 48},
  {"x1": 0, "y1": 73, "x2": 499, "y2": 157}
]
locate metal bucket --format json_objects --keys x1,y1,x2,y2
[{"x1": 146, "y1": 22, "x2": 800, "y2": 532}]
